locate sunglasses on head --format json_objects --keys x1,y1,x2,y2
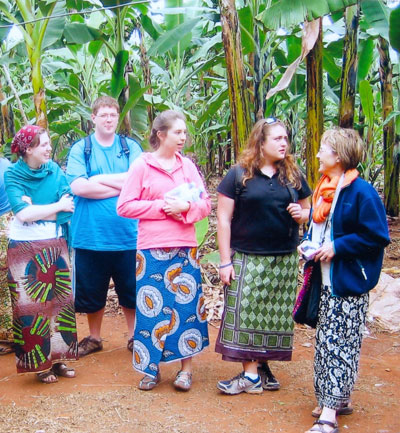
[{"x1": 264, "y1": 117, "x2": 278, "y2": 124}]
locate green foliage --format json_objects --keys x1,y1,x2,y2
[
  {"x1": 195, "y1": 217, "x2": 209, "y2": 247},
  {"x1": 257, "y1": 0, "x2": 357, "y2": 30},
  {"x1": 148, "y1": 18, "x2": 201, "y2": 56},
  {"x1": 64, "y1": 23, "x2": 102, "y2": 44},
  {"x1": 389, "y1": 6, "x2": 400, "y2": 52},
  {"x1": 357, "y1": 38, "x2": 374, "y2": 82},
  {"x1": 110, "y1": 50, "x2": 129, "y2": 98},
  {"x1": 0, "y1": 0, "x2": 398, "y2": 218},
  {"x1": 361, "y1": 0, "x2": 389, "y2": 40},
  {"x1": 359, "y1": 80, "x2": 374, "y2": 126}
]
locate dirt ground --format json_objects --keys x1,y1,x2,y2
[
  {"x1": 0, "y1": 313, "x2": 399, "y2": 433},
  {"x1": 1, "y1": 192, "x2": 399, "y2": 433}
]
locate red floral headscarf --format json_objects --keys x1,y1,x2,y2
[{"x1": 11, "y1": 125, "x2": 42, "y2": 155}]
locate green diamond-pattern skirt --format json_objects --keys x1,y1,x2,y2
[{"x1": 215, "y1": 251, "x2": 298, "y2": 362}]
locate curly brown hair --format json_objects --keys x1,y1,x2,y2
[{"x1": 237, "y1": 118, "x2": 302, "y2": 189}]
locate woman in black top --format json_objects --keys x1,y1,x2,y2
[{"x1": 216, "y1": 118, "x2": 311, "y2": 395}]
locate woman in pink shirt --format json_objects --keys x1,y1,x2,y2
[{"x1": 117, "y1": 110, "x2": 211, "y2": 392}]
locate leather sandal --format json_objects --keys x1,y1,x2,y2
[
  {"x1": 0, "y1": 344, "x2": 14, "y2": 356},
  {"x1": 52, "y1": 363, "x2": 76, "y2": 378},
  {"x1": 37, "y1": 370, "x2": 58, "y2": 384},
  {"x1": 308, "y1": 419, "x2": 339, "y2": 433},
  {"x1": 139, "y1": 373, "x2": 161, "y2": 391}
]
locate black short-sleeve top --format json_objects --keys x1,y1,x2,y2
[{"x1": 217, "y1": 166, "x2": 312, "y2": 255}]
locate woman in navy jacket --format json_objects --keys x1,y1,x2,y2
[{"x1": 301, "y1": 128, "x2": 390, "y2": 433}]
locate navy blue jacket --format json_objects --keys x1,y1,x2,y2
[{"x1": 313, "y1": 177, "x2": 390, "y2": 297}]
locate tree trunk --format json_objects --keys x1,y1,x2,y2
[
  {"x1": 252, "y1": 26, "x2": 264, "y2": 121},
  {"x1": 378, "y1": 36, "x2": 399, "y2": 216},
  {"x1": 0, "y1": 81, "x2": 15, "y2": 145},
  {"x1": 305, "y1": 18, "x2": 323, "y2": 190},
  {"x1": 139, "y1": 26, "x2": 154, "y2": 125},
  {"x1": 118, "y1": 88, "x2": 132, "y2": 136},
  {"x1": 338, "y1": 3, "x2": 360, "y2": 128},
  {"x1": 31, "y1": 51, "x2": 48, "y2": 128},
  {"x1": 219, "y1": 0, "x2": 251, "y2": 161}
]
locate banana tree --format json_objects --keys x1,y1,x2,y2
[
  {"x1": 219, "y1": 0, "x2": 251, "y2": 159},
  {"x1": 362, "y1": 0, "x2": 400, "y2": 215},
  {"x1": 0, "y1": 0, "x2": 66, "y2": 127},
  {"x1": 306, "y1": 18, "x2": 323, "y2": 189},
  {"x1": 338, "y1": 2, "x2": 360, "y2": 127}
]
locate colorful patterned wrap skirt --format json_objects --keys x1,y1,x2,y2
[
  {"x1": 0, "y1": 212, "x2": 12, "y2": 341},
  {"x1": 133, "y1": 247, "x2": 209, "y2": 377},
  {"x1": 216, "y1": 251, "x2": 298, "y2": 362},
  {"x1": 7, "y1": 238, "x2": 78, "y2": 374}
]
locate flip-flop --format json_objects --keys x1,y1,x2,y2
[
  {"x1": 0, "y1": 345, "x2": 14, "y2": 356},
  {"x1": 312, "y1": 404, "x2": 353, "y2": 418},
  {"x1": 52, "y1": 363, "x2": 76, "y2": 378},
  {"x1": 37, "y1": 370, "x2": 58, "y2": 384}
]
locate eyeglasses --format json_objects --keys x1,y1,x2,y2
[
  {"x1": 264, "y1": 117, "x2": 278, "y2": 124},
  {"x1": 96, "y1": 113, "x2": 119, "y2": 119}
]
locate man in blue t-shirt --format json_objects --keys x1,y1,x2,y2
[{"x1": 66, "y1": 96, "x2": 142, "y2": 357}]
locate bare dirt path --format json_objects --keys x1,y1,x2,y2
[{"x1": 0, "y1": 313, "x2": 399, "y2": 433}]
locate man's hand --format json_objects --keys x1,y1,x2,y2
[{"x1": 21, "y1": 195, "x2": 32, "y2": 205}]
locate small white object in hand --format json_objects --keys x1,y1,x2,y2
[{"x1": 164, "y1": 182, "x2": 204, "y2": 202}]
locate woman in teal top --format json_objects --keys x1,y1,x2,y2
[
  {"x1": 5, "y1": 125, "x2": 78, "y2": 383},
  {"x1": 0, "y1": 157, "x2": 13, "y2": 355}
]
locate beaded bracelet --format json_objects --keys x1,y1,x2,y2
[{"x1": 219, "y1": 262, "x2": 233, "y2": 269}]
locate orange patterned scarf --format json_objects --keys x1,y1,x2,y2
[{"x1": 312, "y1": 169, "x2": 359, "y2": 223}]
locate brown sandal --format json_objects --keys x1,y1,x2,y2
[
  {"x1": 0, "y1": 345, "x2": 14, "y2": 356},
  {"x1": 37, "y1": 370, "x2": 58, "y2": 384},
  {"x1": 52, "y1": 363, "x2": 76, "y2": 378},
  {"x1": 127, "y1": 337, "x2": 133, "y2": 352},
  {"x1": 307, "y1": 419, "x2": 339, "y2": 433}
]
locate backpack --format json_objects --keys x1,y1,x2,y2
[{"x1": 74, "y1": 133, "x2": 132, "y2": 176}]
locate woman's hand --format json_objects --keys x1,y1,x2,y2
[
  {"x1": 219, "y1": 264, "x2": 235, "y2": 286},
  {"x1": 314, "y1": 241, "x2": 335, "y2": 262},
  {"x1": 287, "y1": 198, "x2": 310, "y2": 224},
  {"x1": 163, "y1": 197, "x2": 190, "y2": 217},
  {"x1": 287, "y1": 202, "x2": 302, "y2": 220},
  {"x1": 58, "y1": 194, "x2": 74, "y2": 213}
]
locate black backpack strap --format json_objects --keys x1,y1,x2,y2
[
  {"x1": 286, "y1": 182, "x2": 299, "y2": 237},
  {"x1": 286, "y1": 183, "x2": 298, "y2": 203},
  {"x1": 234, "y1": 165, "x2": 245, "y2": 208},
  {"x1": 83, "y1": 135, "x2": 92, "y2": 176},
  {"x1": 118, "y1": 134, "x2": 131, "y2": 159}
]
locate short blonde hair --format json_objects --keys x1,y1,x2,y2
[
  {"x1": 92, "y1": 96, "x2": 119, "y2": 115},
  {"x1": 321, "y1": 127, "x2": 364, "y2": 170}
]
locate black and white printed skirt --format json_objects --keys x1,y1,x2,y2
[{"x1": 314, "y1": 284, "x2": 369, "y2": 409}]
